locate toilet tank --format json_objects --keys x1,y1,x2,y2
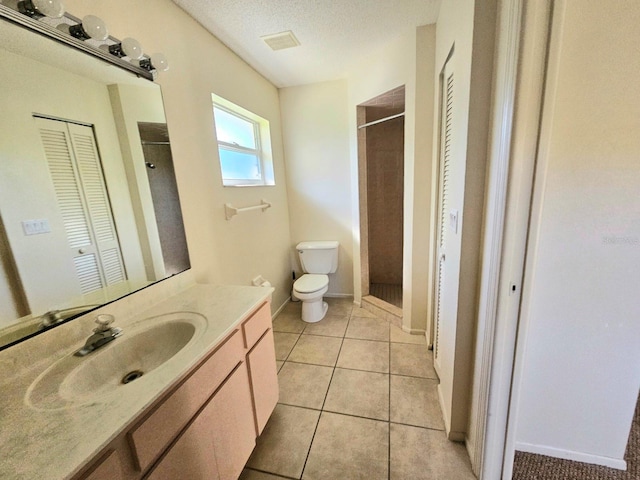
[{"x1": 297, "y1": 241, "x2": 339, "y2": 274}]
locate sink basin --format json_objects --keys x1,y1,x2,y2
[{"x1": 26, "y1": 312, "x2": 207, "y2": 410}]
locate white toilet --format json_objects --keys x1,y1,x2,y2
[{"x1": 293, "y1": 241, "x2": 339, "y2": 323}]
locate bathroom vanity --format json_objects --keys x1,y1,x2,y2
[{"x1": 0, "y1": 283, "x2": 278, "y2": 480}]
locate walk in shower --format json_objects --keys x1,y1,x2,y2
[{"x1": 357, "y1": 86, "x2": 405, "y2": 309}]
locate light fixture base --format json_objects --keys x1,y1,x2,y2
[
  {"x1": 17, "y1": 0, "x2": 40, "y2": 18},
  {"x1": 68, "y1": 23, "x2": 90, "y2": 40}
]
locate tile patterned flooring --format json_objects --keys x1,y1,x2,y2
[{"x1": 241, "y1": 298, "x2": 476, "y2": 480}]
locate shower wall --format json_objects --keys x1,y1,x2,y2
[{"x1": 366, "y1": 110, "x2": 404, "y2": 285}]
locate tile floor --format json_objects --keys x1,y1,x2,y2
[{"x1": 240, "y1": 298, "x2": 476, "y2": 480}]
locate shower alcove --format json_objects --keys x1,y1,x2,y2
[{"x1": 357, "y1": 86, "x2": 405, "y2": 317}]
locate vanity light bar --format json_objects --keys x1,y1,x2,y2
[{"x1": 0, "y1": 3, "x2": 163, "y2": 81}]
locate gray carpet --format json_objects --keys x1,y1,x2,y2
[{"x1": 512, "y1": 395, "x2": 639, "y2": 479}]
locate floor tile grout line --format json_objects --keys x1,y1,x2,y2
[
  {"x1": 388, "y1": 420, "x2": 447, "y2": 433},
  {"x1": 275, "y1": 329, "x2": 428, "y2": 346},
  {"x1": 273, "y1": 401, "x2": 446, "y2": 432},
  {"x1": 270, "y1": 307, "x2": 443, "y2": 479},
  {"x1": 244, "y1": 466, "x2": 299, "y2": 480},
  {"x1": 291, "y1": 404, "x2": 391, "y2": 424},
  {"x1": 280, "y1": 358, "x2": 437, "y2": 380},
  {"x1": 280, "y1": 329, "x2": 304, "y2": 363},
  {"x1": 298, "y1": 310, "x2": 349, "y2": 479}
]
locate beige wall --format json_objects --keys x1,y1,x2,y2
[
  {"x1": 64, "y1": 0, "x2": 293, "y2": 311},
  {"x1": 513, "y1": 0, "x2": 640, "y2": 468},
  {"x1": 279, "y1": 80, "x2": 353, "y2": 295},
  {"x1": 346, "y1": 26, "x2": 437, "y2": 333},
  {"x1": 109, "y1": 84, "x2": 168, "y2": 282},
  {"x1": 409, "y1": 25, "x2": 437, "y2": 332},
  {"x1": 432, "y1": 0, "x2": 496, "y2": 440}
]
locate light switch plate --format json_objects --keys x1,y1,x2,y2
[
  {"x1": 449, "y1": 210, "x2": 459, "y2": 234},
  {"x1": 21, "y1": 219, "x2": 51, "y2": 236}
]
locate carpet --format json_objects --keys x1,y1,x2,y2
[{"x1": 512, "y1": 394, "x2": 639, "y2": 479}]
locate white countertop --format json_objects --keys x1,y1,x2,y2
[{"x1": 0, "y1": 283, "x2": 273, "y2": 480}]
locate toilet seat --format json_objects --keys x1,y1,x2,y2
[{"x1": 293, "y1": 274, "x2": 328, "y2": 294}]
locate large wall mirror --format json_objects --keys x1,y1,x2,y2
[{"x1": 0, "y1": 9, "x2": 190, "y2": 349}]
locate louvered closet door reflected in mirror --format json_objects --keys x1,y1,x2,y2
[{"x1": 36, "y1": 117, "x2": 126, "y2": 296}]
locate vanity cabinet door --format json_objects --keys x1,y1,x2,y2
[
  {"x1": 82, "y1": 450, "x2": 125, "y2": 480},
  {"x1": 246, "y1": 328, "x2": 279, "y2": 435},
  {"x1": 209, "y1": 361, "x2": 257, "y2": 480},
  {"x1": 129, "y1": 330, "x2": 243, "y2": 471},
  {"x1": 146, "y1": 362, "x2": 254, "y2": 480},
  {"x1": 145, "y1": 408, "x2": 220, "y2": 480}
]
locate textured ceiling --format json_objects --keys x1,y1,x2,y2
[{"x1": 172, "y1": 0, "x2": 441, "y2": 88}]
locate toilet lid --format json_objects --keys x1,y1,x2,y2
[{"x1": 294, "y1": 274, "x2": 328, "y2": 293}]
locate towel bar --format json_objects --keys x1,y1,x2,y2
[{"x1": 224, "y1": 199, "x2": 271, "y2": 220}]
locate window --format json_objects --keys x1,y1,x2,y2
[{"x1": 212, "y1": 94, "x2": 274, "y2": 186}]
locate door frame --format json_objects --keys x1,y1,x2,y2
[{"x1": 471, "y1": 0, "x2": 552, "y2": 478}]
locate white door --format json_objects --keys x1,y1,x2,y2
[
  {"x1": 433, "y1": 57, "x2": 460, "y2": 376},
  {"x1": 37, "y1": 117, "x2": 126, "y2": 295}
]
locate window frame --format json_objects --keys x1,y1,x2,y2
[{"x1": 212, "y1": 96, "x2": 274, "y2": 187}]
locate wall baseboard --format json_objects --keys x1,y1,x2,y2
[
  {"x1": 436, "y1": 384, "x2": 464, "y2": 441},
  {"x1": 324, "y1": 293, "x2": 354, "y2": 299},
  {"x1": 402, "y1": 325, "x2": 426, "y2": 335},
  {"x1": 515, "y1": 442, "x2": 627, "y2": 471},
  {"x1": 272, "y1": 297, "x2": 291, "y2": 319}
]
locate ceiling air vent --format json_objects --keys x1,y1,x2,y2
[{"x1": 261, "y1": 31, "x2": 300, "y2": 51}]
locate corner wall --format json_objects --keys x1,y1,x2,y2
[
  {"x1": 346, "y1": 26, "x2": 437, "y2": 332},
  {"x1": 279, "y1": 80, "x2": 353, "y2": 295},
  {"x1": 64, "y1": 0, "x2": 293, "y2": 311}
]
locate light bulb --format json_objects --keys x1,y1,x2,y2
[
  {"x1": 121, "y1": 38, "x2": 143, "y2": 60},
  {"x1": 32, "y1": 0, "x2": 64, "y2": 17},
  {"x1": 150, "y1": 53, "x2": 169, "y2": 72},
  {"x1": 17, "y1": 0, "x2": 64, "y2": 18},
  {"x1": 81, "y1": 15, "x2": 108, "y2": 41},
  {"x1": 101, "y1": 37, "x2": 143, "y2": 59},
  {"x1": 64, "y1": 14, "x2": 108, "y2": 41}
]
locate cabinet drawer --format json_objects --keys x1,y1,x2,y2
[
  {"x1": 241, "y1": 302, "x2": 271, "y2": 349},
  {"x1": 129, "y1": 330, "x2": 243, "y2": 472}
]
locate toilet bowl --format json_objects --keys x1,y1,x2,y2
[
  {"x1": 293, "y1": 240, "x2": 339, "y2": 323},
  {"x1": 293, "y1": 274, "x2": 329, "y2": 323}
]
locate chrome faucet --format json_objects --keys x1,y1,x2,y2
[
  {"x1": 40, "y1": 310, "x2": 63, "y2": 328},
  {"x1": 75, "y1": 314, "x2": 122, "y2": 357}
]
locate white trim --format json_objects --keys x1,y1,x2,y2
[
  {"x1": 323, "y1": 293, "x2": 354, "y2": 299},
  {"x1": 401, "y1": 326, "x2": 426, "y2": 335},
  {"x1": 211, "y1": 93, "x2": 275, "y2": 187},
  {"x1": 436, "y1": 384, "x2": 465, "y2": 441},
  {"x1": 502, "y1": 2, "x2": 561, "y2": 478},
  {"x1": 515, "y1": 442, "x2": 628, "y2": 471},
  {"x1": 467, "y1": 0, "x2": 524, "y2": 477},
  {"x1": 481, "y1": 1, "x2": 554, "y2": 478}
]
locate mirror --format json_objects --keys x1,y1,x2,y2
[{"x1": 0, "y1": 13, "x2": 190, "y2": 349}]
